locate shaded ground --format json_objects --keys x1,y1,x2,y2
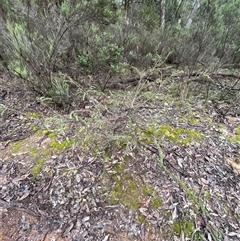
[{"x1": 0, "y1": 75, "x2": 240, "y2": 241}]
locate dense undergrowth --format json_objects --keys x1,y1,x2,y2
[
  {"x1": 0, "y1": 1, "x2": 239, "y2": 240},
  {"x1": 0, "y1": 0, "x2": 239, "y2": 109}
]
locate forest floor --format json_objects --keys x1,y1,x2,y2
[{"x1": 0, "y1": 71, "x2": 240, "y2": 241}]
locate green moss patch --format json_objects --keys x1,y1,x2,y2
[
  {"x1": 105, "y1": 158, "x2": 155, "y2": 209},
  {"x1": 7, "y1": 129, "x2": 77, "y2": 180},
  {"x1": 29, "y1": 148, "x2": 39, "y2": 157},
  {"x1": 31, "y1": 158, "x2": 45, "y2": 179},
  {"x1": 179, "y1": 115, "x2": 200, "y2": 125},
  {"x1": 173, "y1": 218, "x2": 195, "y2": 238},
  {"x1": 138, "y1": 124, "x2": 203, "y2": 145},
  {"x1": 150, "y1": 197, "x2": 163, "y2": 209},
  {"x1": 12, "y1": 142, "x2": 22, "y2": 153},
  {"x1": 228, "y1": 125, "x2": 240, "y2": 144},
  {"x1": 109, "y1": 173, "x2": 154, "y2": 209},
  {"x1": 25, "y1": 111, "x2": 42, "y2": 119},
  {"x1": 48, "y1": 139, "x2": 75, "y2": 151}
]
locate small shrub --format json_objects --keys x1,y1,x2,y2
[{"x1": 135, "y1": 4, "x2": 160, "y2": 31}]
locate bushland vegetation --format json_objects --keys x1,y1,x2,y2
[
  {"x1": 0, "y1": 0, "x2": 239, "y2": 109},
  {"x1": 1, "y1": 2, "x2": 240, "y2": 240}
]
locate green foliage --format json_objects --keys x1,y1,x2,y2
[
  {"x1": 1, "y1": 1, "x2": 85, "y2": 106},
  {"x1": 1, "y1": 0, "x2": 240, "y2": 106},
  {"x1": 91, "y1": 0, "x2": 121, "y2": 25},
  {"x1": 0, "y1": 103, "x2": 6, "y2": 117},
  {"x1": 77, "y1": 34, "x2": 124, "y2": 76},
  {"x1": 59, "y1": 0, "x2": 71, "y2": 16},
  {"x1": 47, "y1": 74, "x2": 70, "y2": 107},
  {"x1": 42, "y1": 117, "x2": 68, "y2": 133},
  {"x1": 136, "y1": 4, "x2": 159, "y2": 31}
]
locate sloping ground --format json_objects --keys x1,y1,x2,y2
[{"x1": 0, "y1": 79, "x2": 240, "y2": 241}]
